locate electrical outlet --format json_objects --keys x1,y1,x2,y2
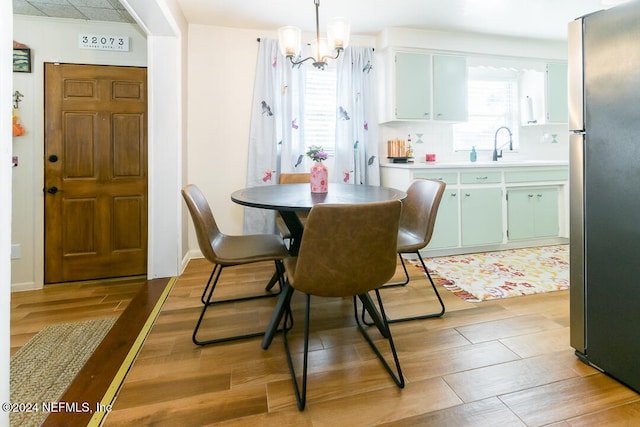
[{"x1": 11, "y1": 244, "x2": 21, "y2": 260}]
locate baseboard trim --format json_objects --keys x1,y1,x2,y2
[{"x1": 10, "y1": 281, "x2": 40, "y2": 292}]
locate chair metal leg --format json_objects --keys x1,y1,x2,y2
[
  {"x1": 193, "y1": 261, "x2": 285, "y2": 346},
  {"x1": 361, "y1": 251, "x2": 446, "y2": 325},
  {"x1": 283, "y1": 291, "x2": 404, "y2": 411},
  {"x1": 202, "y1": 261, "x2": 283, "y2": 306},
  {"x1": 354, "y1": 290, "x2": 405, "y2": 388},
  {"x1": 283, "y1": 294, "x2": 310, "y2": 410},
  {"x1": 387, "y1": 252, "x2": 445, "y2": 324},
  {"x1": 200, "y1": 264, "x2": 220, "y2": 304},
  {"x1": 380, "y1": 254, "x2": 411, "y2": 288}
]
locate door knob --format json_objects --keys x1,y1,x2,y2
[
  {"x1": 46, "y1": 186, "x2": 58, "y2": 194},
  {"x1": 48, "y1": 154, "x2": 58, "y2": 163}
]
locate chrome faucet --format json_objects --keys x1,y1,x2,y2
[{"x1": 493, "y1": 126, "x2": 513, "y2": 161}]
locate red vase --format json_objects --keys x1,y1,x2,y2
[{"x1": 310, "y1": 162, "x2": 328, "y2": 193}]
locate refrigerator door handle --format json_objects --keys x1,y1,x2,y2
[{"x1": 569, "y1": 133, "x2": 586, "y2": 353}]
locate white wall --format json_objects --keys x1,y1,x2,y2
[
  {"x1": 124, "y1": 0, "x2": 189, "y2": 279},
  {"x1": 9, "y1": 12, "x2": 571, "y2": 281},
  {"x1": 11, "y1": 16, "x2": 147, "y2": 290},
  {"x1": 10, "y1": 0, "x2": 189, "y2": 290},
  {"x1": 184, "y1": 24, "x2": 569, "y2": 251},
  {"x1": 186, "y1": 25, "x2": 263, "y2": 244},
  {"x1": 1, "y1": 2, "x2": 13, "y2": 425},
  {"x1": 3, "y1": 2, "x2": 185, "y2": 421},
  {"x1": 185, "y1": 27, "x2": 379, "y2": 245}
]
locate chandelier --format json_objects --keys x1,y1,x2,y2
[{"x1": 277, "y1": 0, "x2": 350, "y2": 69}]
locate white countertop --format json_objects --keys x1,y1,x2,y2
[{"x1": 380, "y1": 160, "x2": 568, "y2": 169}]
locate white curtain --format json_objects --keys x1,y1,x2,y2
[
  {"x1": 334, "y1": 46, "x2": 380, "y2": 185},
  {"x1": 245, "y1": 42, "x2": 379, "y2": 233},
  {"x1": 245, "y1": 39, "x2": 305, "y2": 233}
]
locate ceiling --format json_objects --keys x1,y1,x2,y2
[
  {"x1": 13, "y1": 0, "x2": 135, "y2": 23},
  {"x1": 13, "y1": 0, "x2": 615, "y2": 41}
]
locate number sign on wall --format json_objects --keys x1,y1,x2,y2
[{"x1": 78, "y1": 34, "x2": 130, "y2": 51}]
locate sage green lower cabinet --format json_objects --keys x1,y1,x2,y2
[
  {"x1": 461, "y1": 188, "x2": 503, "y2": 246},
  {"x1": 428, "y1": 190, "x2": 459, "y2": 249},
  {"x1": 507, "y1": 187, "x2": 559, "y2": 240},
  {"x1": 380, "y1": 164, "x2": 569, "y2": 255}
]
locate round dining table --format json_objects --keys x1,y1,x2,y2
[
  {"x1": 232, "y1": 183, "x2": 406, "y2": 255},
  {"x1": 230, "y1": 182, "x2": 407, "y2": 349},
  {"x1": 231, "y1": 182, "x2": 407, "y2": 212}
]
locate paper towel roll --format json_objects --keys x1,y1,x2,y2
[{"x1": 523, "y1": 96, "x2": 536, "y2": 124}]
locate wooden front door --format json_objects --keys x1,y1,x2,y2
[{"x1": 44, "y1": 63, "x2": 148, "y2": 284}]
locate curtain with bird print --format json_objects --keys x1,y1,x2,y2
[
  {"x1": 245, "y1": 38, "x2": 305, "y2": 233},
  {"x1": 245, "y1": 41, "x2": 379, "y2": 233},
  {"x1": 334, "y1": 46, "x2": 380, "y2": 186}
]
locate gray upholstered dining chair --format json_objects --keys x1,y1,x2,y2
[
  {"x1": 280, "y1": 200, "x2": 405, "y2": 410},
  {"x1": 383, "y1": 178, "x2": 447, "y2": 323},
  {"x1": 276, "y1": 173, "x2": 311, "y2": 242},
  {"x1": 181, "y1": 184, "x2": 290, "y2": 346}
]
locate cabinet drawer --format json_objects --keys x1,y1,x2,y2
[
  {"x1": 460, "y1": 171, "x2": 502, "y2": 184},
  {"x1": 505, "y1": 169, "x2": 568, "y2": 183},
  {"x1": 413, "y1": 171, "x2": 458, "y2": 185}
]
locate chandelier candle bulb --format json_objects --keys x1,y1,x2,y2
[{"x1": 278, "y1": 26, "x2": 301, "y2": 57}]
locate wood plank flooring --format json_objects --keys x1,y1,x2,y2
[{"x1": 11, "y1": 258, "x2": 640, "y2": 426}]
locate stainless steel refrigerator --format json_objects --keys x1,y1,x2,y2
[{"x1": 569, "y1": 0, "x2": 640, "y2": 393}]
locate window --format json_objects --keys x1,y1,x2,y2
[
  {"x1": 453, "y1": 67, "x2": 519, "y2": 152},
  {"x1": 303, "y1": 65, "x2": 337, "y2": 154}
]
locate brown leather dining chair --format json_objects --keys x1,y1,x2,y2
[
  {"x1": 384, "y1": 178, "x2": 447, "y2": 323},
  {"x1": 276, "y1": 173, "x2": 311, "y2": 243},
  {"x1": 181, "y1": 184, "x2": 290, "y2": 346},
  {"x1": 280, "y1": 200, "x2": 405, "y2": 410}
]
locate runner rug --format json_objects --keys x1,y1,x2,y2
[
  {"x1": 412, "y1": 245, "x2": 569, "y2": 302},
  {"x1": 9, "y1": 318, "x2": 117, "y2": 427}
]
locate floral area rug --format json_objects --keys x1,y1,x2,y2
[{"x1": 410, "y1": 245, "x2": 569, "y2": 302}]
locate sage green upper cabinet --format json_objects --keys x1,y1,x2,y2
[
  {"x1": 519, "y1": 63, "x2": 568, "y2": 125},
  {"x1": 379, "y1": 50, "x2": 468, "y2": 123},
  {"x1": 546, "y1": 63, "x2": 568, "y2": 123},
  {"x1": 433, "y1": 55, "x2": 468, "y2": 122},
  {"x1": 395, "y1": 52, "x2": 431, "y2": 119}
]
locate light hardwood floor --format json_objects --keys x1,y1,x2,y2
[{"x1": 11, "y1": 258, "x2": 640, "y2": 426}]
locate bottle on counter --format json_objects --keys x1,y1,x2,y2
[
  {"x1": 470, "y1": 146, "x2": 477, "y2": 162},
  {"x1": 406, "y1": 134, "x2": 413, "y2": 158}
]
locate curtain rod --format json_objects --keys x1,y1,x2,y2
[{"x1": 256, "y1": 38, "x2": 373, "y2": 51}]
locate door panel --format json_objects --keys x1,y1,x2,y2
[
  {"x1": 461, "y1": 188, "x2": 503, "y2": 246},
  {"x1": 44, "y1": 63, "x2": 148, "y2": 283},
  {"x1": 428, "y1": 191, "x2": 459, "y2": 249},
  {"x1": 395, "y1": 52, "x2": 431, "y2": 119}
]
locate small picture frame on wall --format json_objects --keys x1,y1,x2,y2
[{"x1": 13, "y1": 48, "x2": 31, "y2": 73}]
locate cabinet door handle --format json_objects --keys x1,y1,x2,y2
[
  {"x1": 464, "y1": 193, "x2": 471, "y2": 197},
  {"x1": 451, "y1": 192, "x2": 457, "y2": 197},
  {"x1": 537, "y1": 194, "x2": 543, "y2": 198},
  {"x1": 528, "y1": 194, "x2": 534, "y2": 198},
  {"x1": 476, "y1": 176, "x2": 488, "y2": 180}
]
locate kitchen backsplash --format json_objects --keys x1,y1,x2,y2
[{"x1": 380, "y1": 122, "x2": 569, "y2": 164}]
